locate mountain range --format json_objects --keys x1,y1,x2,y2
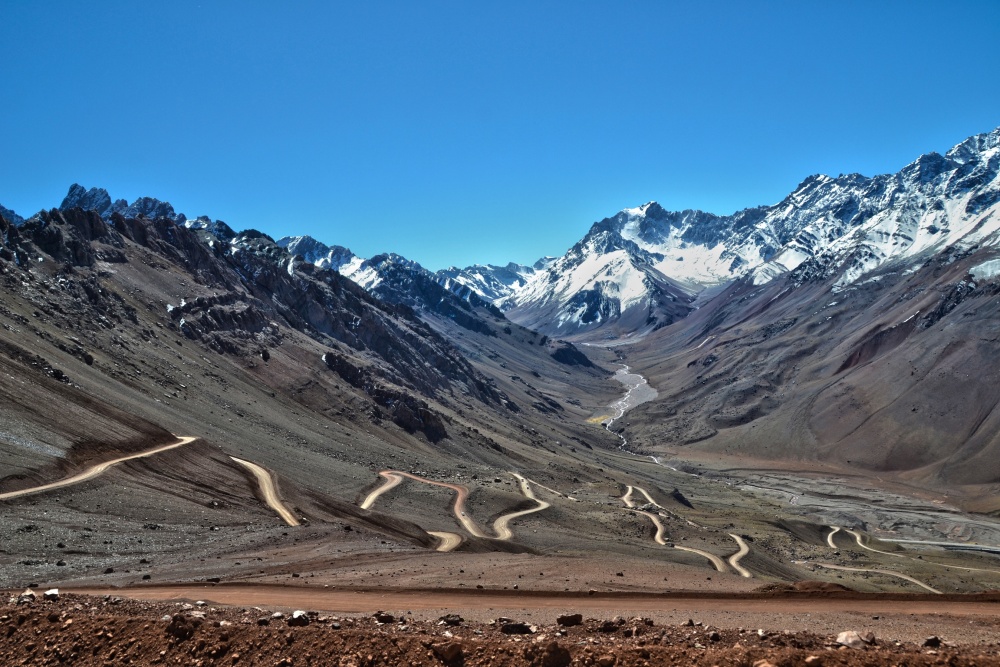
[
  {"x1": 3, "y1": 125, "x2": 1000, "y2": 596},
  {"x1": 234, "y1": 127, "x2": 1000, "y2": 340}
]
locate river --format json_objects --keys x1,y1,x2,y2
[{"x1": 596, "y1": 364, "x2": 657, "y2": 448}]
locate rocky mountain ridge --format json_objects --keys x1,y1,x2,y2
[
  {"x1": 277, "y1": 235, "x2": 545, "y2": 308},
  {"x1": 0, "y1": 188, "x2": 608, "y2": 450},
  {"x1": 4, "y1": 127, "x2": 997, "y2": 345}
]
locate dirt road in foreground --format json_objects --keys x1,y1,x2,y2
[{"x1": 68, "y1": 584, "x2": 1000, "y2": 618}]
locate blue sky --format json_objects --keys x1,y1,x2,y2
[{"x1": 2, "y1": 1, "x2": 999, "y2": 270}]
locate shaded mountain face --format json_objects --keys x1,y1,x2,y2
[
  {"x1": 0, "y1": 189, "x2": 637, "y2": 590},
  {"x1": 0, "y1": 191, "x2": 615, "y2": 501},
  {"x1": 0, "y1": 205, "x2": 510, "y2": 439},
  {"x1": 619, "y1": 239, "x2": 1000, "y2": 501},
  {"x1": 277, "y1": 235, "x2": 596, "y2": 371},
  {"x1": 504, "y1": 127, "x2": 1000, "y2": 337}
]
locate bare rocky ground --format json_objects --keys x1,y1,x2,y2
[{"x1": 4, "y1": 590, "x2": 1000, "y2": 666}]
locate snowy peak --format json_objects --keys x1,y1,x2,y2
[
  {"x1": 505, "y1": 125, "x2": 1000, "y2": 336},
  {"x1": 436, "y1": 261, "x2": 539, "y2": 305},
  {"x1": 278, "y1": 235, "x2": 362, "y2": 275},
  {"x1": 506, "y1": 217, "x2": 697, "y2": 336},
  {"x1": 276, "y1": 236, "x2": 432, "y2": 293},
  {"x1": 945, "y1": 126, "x2": 1000, "y2": 164},
  {"x1": 185, "y1": 216, "x2": 236, "y2": 242},
  {"x1": 278, "y1": 234, "x2": 545, "y2": 310}
]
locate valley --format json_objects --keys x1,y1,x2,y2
[{"x1": 2, "y1": 125, "x2": 1000, "y2": 662}]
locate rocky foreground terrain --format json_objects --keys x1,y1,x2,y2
[{"x1": 4, "y1": 590, "x2": 1000, "y2": 666}]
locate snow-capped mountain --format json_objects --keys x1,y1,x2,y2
[
  {"x1": 278, "y1": 235, "x2": 426, "y2": 292},
  {"x1": 23, "y1": 125, "x2": 1000, "y2": 342},
  {"x1": 437, "y1": 259, "x2": 552, "y2": 306},
  {"x1": 505, "y1": 126, "x2": 1000, "y2": 336},
  {"x1": 504, "y1": 218, "x2": 699, "y2": 337},
  {"x1": 278, "y1": 234, "x2": 547, "y2": 309}
]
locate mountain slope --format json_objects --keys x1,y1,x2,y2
[
  {"x1": 619, "y1": 236, "x2": 1000, "y2": 505},
  {"x1": 0, "y1": 194, "x2": 632, "y2": 588}
]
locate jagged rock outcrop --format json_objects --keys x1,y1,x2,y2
[
  {"x1": 60, "y1": 184, "x2": 115, "y2": 218},
  {"x1": 0, "y1": 204, "x2": 25, "y2": 227},
  {"x1": 19, "y1": 208, "x2": 126, "y2": 267}
]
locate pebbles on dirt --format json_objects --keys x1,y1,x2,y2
[{"x1": 1, "y1": 593, "x2": 994, "y2": 667}]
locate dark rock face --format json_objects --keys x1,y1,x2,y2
[
  {"x1": 0, "y1": 214, "x2": 31, "y2": 266},
  {"x1": 60, "y1": 184, "x2": 113, "y2": 218},
  {"x1": 548, "y1": 340, "x2": 594, "y2": 367},
  {"x1": 0, "y1": 204, "x2": 25, "y2": 227},
  {"x1": 110, "y1": 213, "x2": 237, "y2": 287},
  {"x1": 19, "y1": 208, "x2": 125, "y2": 267},
  {"x1": 3, "y1": 200, "x2": 510, "y2": 449},
  {"x1": 113, "y1": 196, "x2": 183, "y2": 223},
  {"x1": 323, "y1": 351, "x2": 450, "y2": 442}
]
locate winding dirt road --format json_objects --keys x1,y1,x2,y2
[
  {"x1": 360, "y1": 470, "x2": 552, "y2": 548},
  {"x1": 229, "y1": 457, "x2": 301, "y2": 527},
  {"x1": 808, "y1": 562, "x2": 942, "y2": 594},
  {"x1": 519, "y1": 475, "x2": 577, "y2": 502},
  {"x1": 426, "y1": 531, "x2": 463, "y2": 552},
  {"x1": 727, "y1": 534, "x2": 752, "y2": 578},
  {"x1": 491, "y1": 473, "x2": 550, "y2": 540},
  {"x1": 620, "y1": 485, "x2": 728, "y2": 573},
  {"x1": 361, "y1": 471, "x2": 486, "y2": 538},
  {"x1": 359, "y1": 472, "x2": 405, "y2": 510},
  {"x1": 828, "y1": 526, "x2": 1000, "y2": 577},
  {"x1": 0, "y1": 436, "x2": 197, "y2": 501}
]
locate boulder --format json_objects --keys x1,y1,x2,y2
[
  {"x1": 836, "y1": 630, "x2": 867, "y2": 649},
  {"x1": 540, "y1": 641, "x2": 572, "y2": 667},
  {"x1": 432, "y1": 642, "x2": 463, "y2": 663},
  {"x1": 287, "y1": 610, "x2": 310, "y2": 627},
  {"x1": 500, "y1": 622, "x2": 533, "y2": 635},
  {"x1": 556, "y1": 613, "x2": 582, "y2": 627}
]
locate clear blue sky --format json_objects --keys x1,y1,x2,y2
[{"x1": 2, "y1": 1, "x2": 999, "y2": 270}]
